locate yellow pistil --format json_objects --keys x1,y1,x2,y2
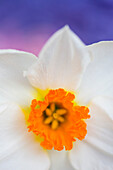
[{"x1": 53, "y1": 113, "x2": 59, "y2": 119}]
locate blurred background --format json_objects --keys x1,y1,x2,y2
[{"x1": 0, "y1": 0, "x2": 113, "y2": 55}]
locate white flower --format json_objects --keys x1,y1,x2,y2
[{"x1": 0, "y1": 26, "x2": 113, "y2": 170}]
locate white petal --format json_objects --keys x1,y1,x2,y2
[
  {"x1": 49, "y1": 150, "x2": 74, "y2": 170},
  {"x1": 0, "y1": 102, "x2": 50, "y2": 170},
  {"x1": 0, "y1": 49, "x2": 37, "y2": 106},
  {"x1": 27, "y1": 26, "x2": 91, "y2": 91},
  {"x1": 77, "y1": 41, "x2": 113, "y2": 105},
  {"x1": 69, "y1": 141, "x2": 113, "y2": 170},
  {"x1": 69, "y1": 96, "x2": 113, "y2": 170}
]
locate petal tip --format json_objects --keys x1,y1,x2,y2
[
  {"x1": 60, "y1": 25, "x2": 71, "y2": 36},
  {"x1": 62, "y1": 25, "x2": 70, "y2": 31}
]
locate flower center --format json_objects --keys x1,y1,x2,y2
[
  {"x1": 44, "y1": 103, "x2": 67, "y2": 130},
  {"x1": 27, "y1": 88, "x2": 90, "y2": 151}
]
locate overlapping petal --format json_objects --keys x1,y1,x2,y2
[
  {"x1": 27, "y1": 26, "x2": 91, "y2": 91},
  {"x1": 69, "y1": 96, "x2": 113, "y2": 170},
  {"x1": 0, "y1": 50, "x2": 37, "y2": 106},
  {"x1": 77, "y1": 42, "x2": 113, "y2": 105},
  {"x1": 0, "y1": 102, "x2": 50, "y2": 170}
]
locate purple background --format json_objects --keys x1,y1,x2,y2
[{"x1": 0, "y1": 0, "x2": 113, "y2": 55}]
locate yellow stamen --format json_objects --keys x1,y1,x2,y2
[
  {"x1": 45, "y1": 108, "x2": 52, "y2": 116},
  {"x1": 57, "y1": 116, "x2": 65, "y2": 123},
  {"x1": 50, "y1": 103, "x2": 55, "y2": 112},
  {"x1": 51, "y1": 120, "x2": 59, "y2": 130},
  {"x1": 56, "y1": 109, "x2": 67, "y2": 115},
  {"x1": 44, "y1": 116, "x2": 53, "y2": 124}
]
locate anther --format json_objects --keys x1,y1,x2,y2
[
  {"x1": 57, "y1": 116, "x2": 65, "y2": 123},
  {"x1": 56, "y1": 109, "x2": 67, "y2": 115},
  {"x1": 51, "y1": 120, "x2": 59, "y2": 130},
  {"x1": 45, "y1": 108, "x2": 52, "y2": 116},
  {"x1": 44, "y1": 116, "x2": 53, "y2": 124},
  {"x1": 50, "y1": 103, "x2": 55, "y2": 112}
]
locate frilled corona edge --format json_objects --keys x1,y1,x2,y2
[{"x1": 27, "y1": 89, "x2": 90, "y2": 151}]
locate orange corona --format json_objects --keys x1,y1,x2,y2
[{"x1": 27, "y1": 89, "x2": 90, "y2": 151}]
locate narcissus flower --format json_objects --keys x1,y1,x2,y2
[{"x1": 0, "y1": 26, "x2": 113, "y2": 170}]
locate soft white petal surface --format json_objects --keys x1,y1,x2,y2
[
  {"x1": 77, "y1": 42, "x2": 113, "y2": 105},
  {"x1": 27, "y1": 26, "x2": 91, "y2": 91},
  {"x1": 0, "y1": 102, "x2": 50, "y2": 170},
  {"x1": 49, "y1": 150, "x2": 74, "y2": 170},
  {"x1": 0, "y1": 50, "x2": 37, "y2": 106},
  {"x1": 69, "y1": 96, "x2": 113, "y2": 170}
]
